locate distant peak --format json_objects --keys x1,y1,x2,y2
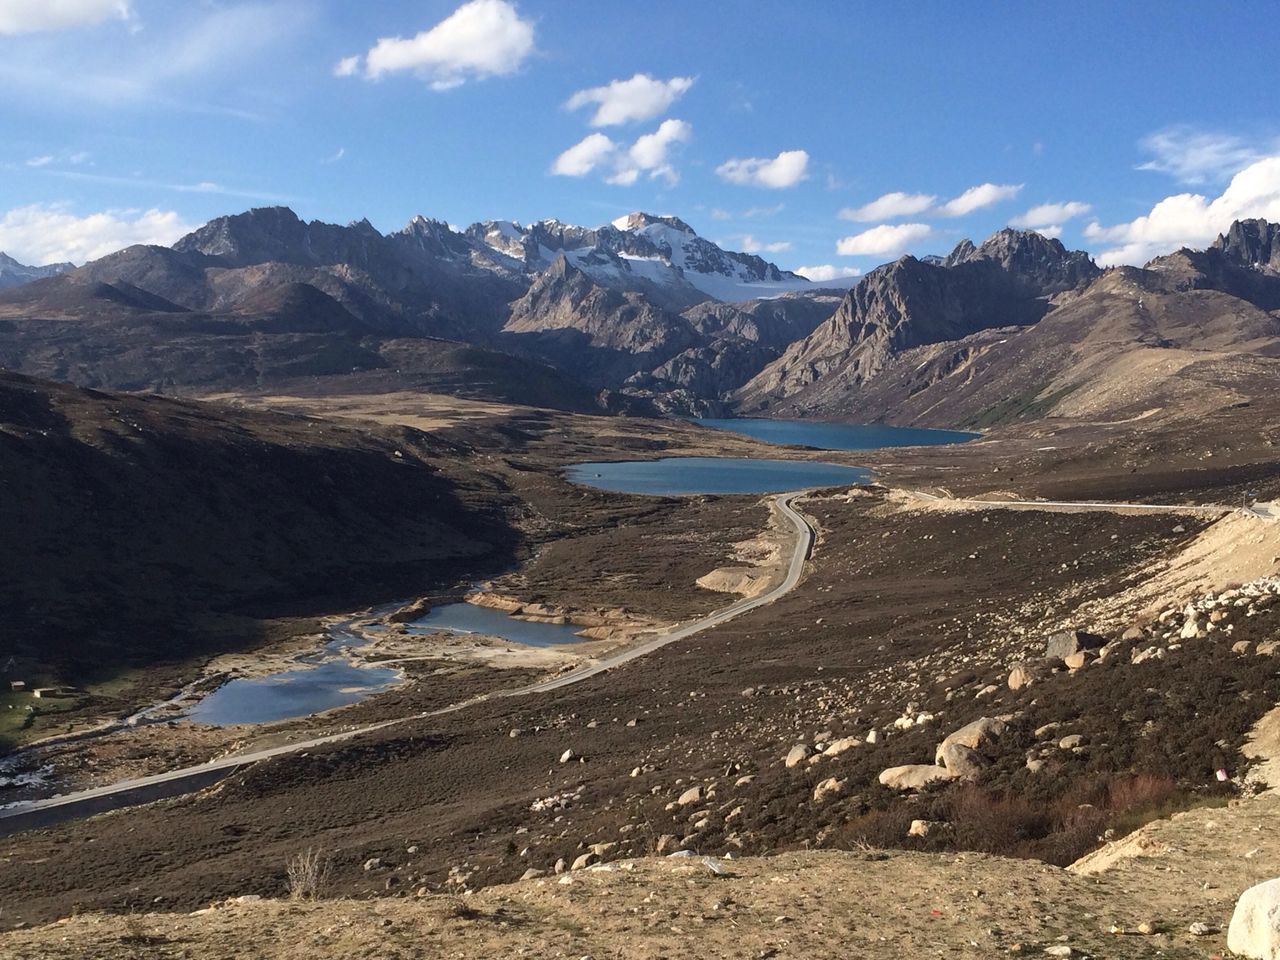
[
  {"x1": 1212, "y1": 218, "x2": 1279, "y2": 271},
  {"x1": 611, "y1": 212, "x2": 696, "y2": 235}
]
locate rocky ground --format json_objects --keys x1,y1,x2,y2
[{"x1": 7, "y1": 788, "x2": 1280, "y2": 959}]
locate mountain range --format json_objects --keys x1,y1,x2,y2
[
  {"x1": 0, "y1": 252, "x2": 73, "y2": 291},
  {"x1": 1, "y1": 209, "x2": 1277, "y2": 428}
]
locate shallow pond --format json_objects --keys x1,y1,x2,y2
[{"x1": 405, "y1": 602, "x2": 586, "y2": 647}]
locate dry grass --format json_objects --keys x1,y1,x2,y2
[{"x1": 285, "y1": 847, "x2": 334, "y2": 901}]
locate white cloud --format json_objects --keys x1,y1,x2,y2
[
  {"x1": 836, "y1": 222, "x2": 933, "y2": 257},
  {"x1": 0, "y1": 203, "x2": 195, "y2": 265},
  {"x1": 349, "y1": 0, "x2": 535, "y2": 90},
  {"x1": 321, "y1": 146, "x2": 346, "y2": 164},
  {"x1": 26, "y1": 155, "x2": 54, "y2": 168},
  {"x1": 552, "y1": 132, "x2": 616, "y2": 177},
  {"x1": 566, "y1": 73, "x2": 693, "y2": 127},
  {"x1": 736, "y1": 234, "x2": 792, "y2": 255},
  {"x1": 1010, "y1": 201, "x2": 1091, "y2": 228},
  {"x1": 709, "y1": 208, "x2": 732, "y2": 221},
  {"x1": 619, "y1": 118, "x2": 690, "y2": 185},
  {"x1": 716, "y1": 149, "x2": 809, "y2": 189},
  {"x1": 1137, "y1": 126, "x2": 1276, "y2": 185},
  {"x1": 1085, "y1": 155, "x2": 1280, "y2": 265},
  {"x1": 839, "y1": 191, "x2": 937, "y2": 222},
  {"x1": 552, "y1": 119, "x2": 691, "y2": 186},
  {"x1": 795, "y1": 264, "x2": 861, "y2": 283},
  {"x1": 0, "y1": 0, "x2": 131, "y2": 35},
  {"x1": 935, "y1": 182, "x2": 1022, "y2": 217},
  {"x1": 333, "y1": 55, "x2": 360, "y2": 78}
]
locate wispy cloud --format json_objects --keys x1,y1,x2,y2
[
  {"x1": 1010, "y1": 201, "x2": 1091, "y2": 228},
  {"x1": 1137, "y1": 126, "x2": 1277, "y2": 185},
  {"x1": 934, "y1": 182, "x2": 1022, "y2": 217},
  {"x1": 37, "y1": 167, "x2": 296, "y2": 203},
  {"x1": 735, "y1": 234, "x2": 792, "y2": 254},
  {"x1": 0, "y1": 2, "x2": 309, "y2": 119},
  {"x1": 839, "y1": 191, "x2": 936, "y2": 222},
  {"x1": 0, "y1": 0, "x2": 132, "y2": 36}
]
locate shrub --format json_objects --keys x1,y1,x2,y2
[{"x1": 285, "y1": 847, "x2": 334, "y2": 901}]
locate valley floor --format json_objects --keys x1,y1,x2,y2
[{"x1": 5, "y1": 390, "x2": 1280, "y2": 949}]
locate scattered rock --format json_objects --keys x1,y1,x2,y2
[
  {"x1": 677, "y1": 786, "x2": 704, "y2": 806},
  {"x1": 784, "y1": 744, "x2": 813, "y2": 768},
  {"x1": 813, "y1": 777, "x2": 846, "y2": 803},
  {"x1": 935, "y1": 717, "x2": 1007, "y2": 764},
  {"x1": 1045, "y1": 629, "x2": 1103, "y2": 660},
  {"x1": 1008, "y1": 658, "x2": 1062, "y2": 690},
  {"x1": 877, "y1": 764, "x2": 957, "y2": 791},
  {"x1": 938, "y1": 742, "x2": 990, "y2": 780}
]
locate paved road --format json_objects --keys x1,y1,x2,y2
[{"x1": 0, "y1": 492, "x2": 815, "y2": 833}]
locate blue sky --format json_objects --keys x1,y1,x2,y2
[{"x1": 2, "y1": 0, "x2": 1278, "y2": 276}]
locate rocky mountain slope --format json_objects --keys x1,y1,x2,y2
[
  {"x1": 0, "y1": 208, "x2": 824, "y2": 412},
  {"x1": 735, "y1": 229, "x2": 1101, "y2": 413},
  {"x1": 738, "y1": 221, "x2": 1280, "y2": 428},
  {"x1": 0, "y1": 252, "x2": 73, "y2": 291}
]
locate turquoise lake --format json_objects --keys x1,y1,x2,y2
[
  {"x1": 565, "y1": 456, "x2": 870, "y2": 495},
  {"x1": 694, "y1": 418, "x2": 978, "y2": 450}
]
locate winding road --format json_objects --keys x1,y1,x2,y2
[{"x1": 0, "y1": 492, "x2": 815, "y2": 835}]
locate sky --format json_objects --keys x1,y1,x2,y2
[{"x1": 1, "y1": 0, "x2": 1279, "y2": 280}]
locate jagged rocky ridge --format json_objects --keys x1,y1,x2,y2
[{"x1": 1, "y1": 211, "x2": 1278, "y2": 424}]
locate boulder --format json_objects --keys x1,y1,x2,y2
[
  {"x1": 822, "y1": 736, "x2": 861, "y2": 758},
  {"x1": 1229, "y1": 877, "x2": 1280, "y2": 959},
  {"x1": 1121, "y1": 625, "x2": 1146, "y2": 641},
  {"x1": 1008, "y1": 658, "x2": 1062, "y2": 690},
  {"x1": 1045, "y1": 629, "x2": 1104, "y2": 660},
  {"x1": 570, "y1": 852, "x2": 599, "y2": 871},
  {"x1": 878, "y1": 764, "x2": 957, "y2": 791},
  {"x1": 937, "y1": 742, "x2": 990, "y2": 780},
  {"x1": 1235, "y1": 641, "x2": 1256, "y2": 655},
  {"x1": 784, "y1": 744, "x2": 813, "y2": 768},
  {"x1": 1181, "y1": 616, "x2": 1205, "y2": 640},
  {"x1": 1064, "y1": 650, "x2": 1097, "y2": 670},
  {"x1": 1059, "y1": 734, "x2": 1087, "y2": 750},
  {"x1": 1259, "y1": 642, "x2": 1280, "y2": 657},
  {"x1": 813, "y1": 777, "x2": 846, "y2": 802},
  {"x1": 676, "y1": 786, "x2": 703, "y2": 806},
  {"x1": 935, "y1": 717, "x2": 1007, "y2": 765}
]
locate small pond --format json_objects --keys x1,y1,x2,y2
[{"x1": 404, "y1": 602, "x2": 587, "y2": 647}]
